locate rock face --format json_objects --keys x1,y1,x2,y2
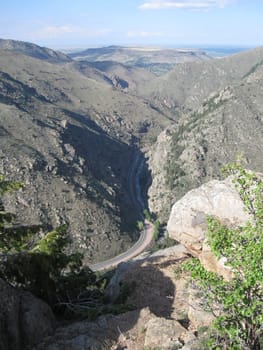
[
  {"x1": 144, "y1": 318, "x2": 185, "y2": 349},
  {"x1": 0, "y1": 43, "x2": 171, "y2": 264},
  {"x1": 167, "y1": 176, "x2": 250, "y2": 279},
  {"x1": 35, "y1": 249, "x2": 211, "y2": 350},
  {"x1": 0, "y1": 278, "x2": 55, "y2": 350},
  {"x1": 147, "y1": 128, "x2": 176, "y2": 221},
  {"x1": 146, "y1": 48, "x2": 263, "y2": 224}
]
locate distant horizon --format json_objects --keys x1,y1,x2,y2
[
  {"x1": 0, "y1": 36, "x2": 256, "y2": 52},
  {"x1": 1, "y1": 1, "x2": 263, "y2": 49}
]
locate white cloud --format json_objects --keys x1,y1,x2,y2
[
  {"x1": 139, "y1": 0, "x2": 236, "y2": 10},
  {"x1": 38, "y1": 26, "x2": 76, "y2": 38},
  {"x1": 34, "y1": 25, "x2": 111, "y2": 39},
  {"x1": 127, "y1": 30, "x2": 164, "y2": 38}
]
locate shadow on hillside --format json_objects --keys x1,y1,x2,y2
[
  {"x1": 60, "y1": 110, "x2": 144, "y2": 233},
  {"x1": 60, "y1": 109, "x2": 153, "y2": 237},
  {"x1": 36, "y1": 257, "x2": 176, "y2": 349}
]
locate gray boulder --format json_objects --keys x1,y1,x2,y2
[
  {"x1": 0, "y1": 278, "x2": 55, "y2": 350},
  {"x1": 167, "y1": 176, "x2": 250, "y2": 279}
]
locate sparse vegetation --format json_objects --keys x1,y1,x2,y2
[
  {"x1": 153, "y1": 220, "x2": 161, "y2": 241},
  {"x1": 150, "y1": 236, "x2": 179, "y2": 253},
  {"x1": 0, "y1": 175, "x2": 135, "y2": 320},
  {"x1": 184, "y1": 164, "x2": 263, "y2": 349},
  {"x1": 242, "y1": 59, "x2": 263, "y2": 78},
  {"x1": 137, "y1": 220, "x2": 144, "y2": 231},
  {"x1": 143, "y1": 209, "x2": 152, "y2": 221}
]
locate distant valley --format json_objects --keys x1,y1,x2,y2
[{"x1": 0, "y1": 38, "x2": 263, "y2": 263}]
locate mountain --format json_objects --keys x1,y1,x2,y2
[
  {"x1": 71, "y1": 60, "x2": 156, "y2": 91},
  {"x1": 1, "y1": 39, "x2": 263, "y2": 261},
  {"x1": 0, "y1": 38, "x2": 71, "y2": 63},
  {"x1": 1, "y1": 39, "x2": 263, "y2": 350},
  {"x1": 69, "y1": 45, "x2": 211, "y2": 75},
  {"x1": 147, "y1": 46, "x2": 263, "y2": 220},
  {"x1": 139, "y1": 46, "x2": 263, "y2": 115},
  {"x1": 0, "y1": 42, "x2": 170, "y2": 263}
]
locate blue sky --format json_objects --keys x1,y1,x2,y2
[{"x1": 1, "y1": 0, "x2": 263, "y2": 48}]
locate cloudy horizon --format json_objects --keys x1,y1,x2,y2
[{"x1": 1, "y1": 0, "x2": 263, "y2": 49}]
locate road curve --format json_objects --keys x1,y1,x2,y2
[
  {"x1": 90, "y1": 151, "x2": 153, "y2": 272},
  {"x1": 90, "y1": 220, "x2": 153, "y2": 271}
]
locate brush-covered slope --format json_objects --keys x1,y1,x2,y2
[
  {"x1": 0, "y1": 38, "x2": 71, "y2": 63},
  {"x1": 72, "y1": 60, "x2": 156, "y2": 91},
  {"x1": 0, "y1": 43, "x2": 169, "y2": 263},
  {"x1": 140, "y1": 46, "x2": 263, "y2": 114},
  {"x1": 148, "y1": 47, "x2": 263, "y2": 220}
]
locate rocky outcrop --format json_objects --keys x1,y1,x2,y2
[
  {"x1": 35, "y1": 248, "x2": 213, "y2": 350},
  {"x1": 144, "y1": 318, "x2": 185, "y2": 349},
  {"x1": 146, "y1": 48, "x2": 263, "y2": 224},
  {"x1": 0, "y1": 278, "x2": 55, "y2": 350},
  {"x1": 147, "y1": 128, "x2": 177, "y2": 221},
  {"x1": 167, "y1": 176, "x2": 250, "y2": 279}
]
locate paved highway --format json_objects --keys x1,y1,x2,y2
[
  {"x1": 90, "y1": 221, "x2": 153, "y2": 271},
  {"x1": 90, "y1": 151, "x2": 153, "y2": 272}
]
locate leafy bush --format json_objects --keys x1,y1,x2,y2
[
  {"x1": 184, "y1": 164, "x2": 263, "y2": 349},
  {"x1": 0, "y1": 175, "x2": 96, "y2": 313}
]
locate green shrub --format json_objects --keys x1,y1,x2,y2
[{"x1": 184, "y1": 164, "x2": 263, "y2": 349}]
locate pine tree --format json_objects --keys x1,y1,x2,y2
[{"x1": 0, "y1": 175, "x2": 96, "y2": 312}]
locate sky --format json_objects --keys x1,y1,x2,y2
[{"x1": 1, "y1": 0, "x2": 263, "y2": 49}]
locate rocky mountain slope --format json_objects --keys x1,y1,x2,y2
[
  {"x1": 1, "y1": 174, "x2": 260, "y2": 349},
  {"x1": 0, "y1": 39, "x2": 71, "y2": 63},
  {"x1": 1, "y1": 39, "x2": 263, "y2": 260},
  {"x1": 0, "y1": 40, "x2": 172, "y2": 263},
  {"x1": 72, "y1": 60, "x2": 156, "y2": 92},
  {"x1": 147, "y1": 47, "x2": 263, "y2": 220},
  {"x1": 1, "y1": 39, "x2": 263, "y2": 349},
  {"x1": 140, "y1": 46, "x2": 263, "y2": 114}
]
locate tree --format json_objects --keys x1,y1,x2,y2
[
  {"x1": 0, "y1": 175, "x2": 95, "y2": 312},
  {"x1": 185, "y1": 164, "x2": 263, "y2": 349},
  {"x1": 153, "y1": 220, "x2": 161, "y2": 241}
]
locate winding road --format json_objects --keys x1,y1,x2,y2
[{"x1": 90, "y1": 151, "x2": 153, "y2": 272}]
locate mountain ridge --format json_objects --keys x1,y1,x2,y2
[{"x1": 0, "y1": 38, "x2": 71, "y2": 63}]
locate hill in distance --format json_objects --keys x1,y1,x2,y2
[
  {"x1": 69, "y1": 45, "x2": 211, "y2": 75},
  {"x1": 0, "y1": 38, "x2": 71, "y2": 63}
]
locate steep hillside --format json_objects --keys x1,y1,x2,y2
[
  {"x1": 72, "y1": 60, "x2": 156, "y2": 91},
  {"x1": 140, "y1": 46, "x2": 263, "y2": 115},
  {"x1": 0, "y1": 46, "x2": 170, "y2": 263},
  {"x1": 0, "y1": 38, "x2": 71, "y2": 63},
  {"x1": 148, "y1": 56, "x2": 263, "y2": 220},
  {"x1": 1, "y1": 40, "x2": 263, "y2": 264}
]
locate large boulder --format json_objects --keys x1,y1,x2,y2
[
  {"x1": 167, "y1": 177, "x2": 250, "y2": 279},
  {"x1": 144, "y1": 317, "x2": 185, "y2": 349},
  {"x1": 0, "y1": 278, "x2": 55, "y2": 350}
]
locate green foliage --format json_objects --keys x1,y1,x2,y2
[
  {"x1": 0, "y1": 176, "x2": 36, "y2": 253},
  {"x1": 184, "y1": 164, "x2": 263, "y2": 349},
  {"x1": 143, "y1": 209, "x2": 152, "y2": 221},
  {"x1": 137, "y1": 220, "x2": 144, "y2": 231},
  {"x1": 0, "y1": 175, "x2": 96, "y2": 314},
  {"x1": 0, "y1": 174, "x2": 23, "y2": 196},
  {"x1": 153, "y1": 220, "x2": 161, "y2": 241},
  {"x1": 150, "y1": 236, "x2": 178, "y2": 253},
  {"x1": 242, "y1": 59, "x2": 263, "y2": 79}
]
